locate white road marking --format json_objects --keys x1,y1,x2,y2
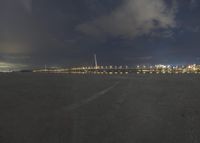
[{"x1": 66, "y1": 81, "x2": 120, "y2": 111}]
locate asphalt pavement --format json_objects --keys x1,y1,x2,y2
[{"x1": 0, "y1": 73, "x2": 200, "y2": 143}]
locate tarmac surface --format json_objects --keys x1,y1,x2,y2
[{"x1": 0, "y1": 73, "x2": 200, "y2": 143}]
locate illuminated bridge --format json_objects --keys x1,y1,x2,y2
[
  {"x1": 33, "y1": 55, "x2": 200, "y2": 74},
  {"x1": 33, "y1": 65, "x2": 200, "y2": 75}
]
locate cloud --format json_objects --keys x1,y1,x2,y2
[
  {"x1": 187, "y1": 26, "x2": 200, "y2": 33},
  {"x1": 0, "y1": 61, "x2": 27, "y2": 71},
  {"x1": 190, "y1": 0, "x2": 198, "y2": 9},
  {"x1": 179, "y1": 26, "x2": 200, "y2": 34},
  {"x1": 150, "y1": 29, "x2": 175, "y2": 39},
  {"x1": 19, "y1": 0, "x2": 32, "y2": 13},
  {"x1": 77, "y1": 0, "x2": 177, "y2": 38},
  {"x1": 0, "y1": 41, "x2": 32, "y2": 55}
]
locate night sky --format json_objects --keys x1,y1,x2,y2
[{"x1": 0, "y1": 0, "x2": 200, "y2": 70}]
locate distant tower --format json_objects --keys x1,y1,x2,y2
[
  {"x1": 45, "y1": 64, "x2": 47, "y2": 72},
  {"x1": 94, "y1": 54, "x2": 98, "y2": 69}
]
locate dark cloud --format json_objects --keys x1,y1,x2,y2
[
  {"x1": 20, "y1": 0, "x2": 32, "y2": 13},
  {"x1": 190, "y1": 0, "x2": 198, "y2": 9},
  {"x1": 0, "y1": 0, "x2": 200, "y2": 70},
  {"x1": 77, "y1": 0, "x2": 177, "y2": 38}
]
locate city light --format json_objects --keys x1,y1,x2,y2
[{"x1": 33, "y1": 64, "x2": 200, "y2": 75}]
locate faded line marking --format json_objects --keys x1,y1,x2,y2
[{"x1": 66, "y1": 81, "x2": 120, "y2": 111}]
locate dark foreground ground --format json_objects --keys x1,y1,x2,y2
[{"x1": 0, "y1": 73, "x2": 200, "y2": 143}]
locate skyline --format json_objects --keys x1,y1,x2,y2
[{"x1": 0, "y1": 0, "x2": 200, "y2": 71}]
